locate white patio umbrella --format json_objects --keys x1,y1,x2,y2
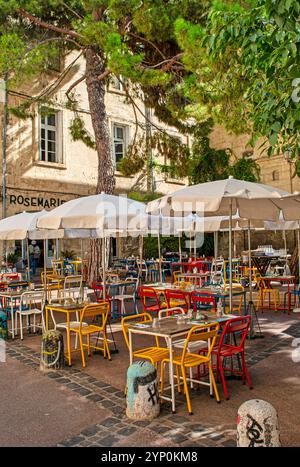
[
  {"x1": 37, "y1": 193, "x2": 147, "y2": 295},
  {"x1": 147, "y1": 176, "x2": 297, "y2": 312}
]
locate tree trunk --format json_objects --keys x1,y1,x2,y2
[{"x1": 85, "y1": 47, "x2": 115, "y2": 284}]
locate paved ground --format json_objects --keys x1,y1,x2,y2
[{"x1": 1, "y1": 306, "x2": 300, "y2": 447}]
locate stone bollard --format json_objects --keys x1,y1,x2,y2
[
  {"x1": 126, "y1": 361, "x2": 160, "y2": 421},
  {"x1": 237, "y1": 399, "x2": 281, "y2": 447},
  {"x1": 40, "y1": 330, "x2": 65, "y2": 372}
]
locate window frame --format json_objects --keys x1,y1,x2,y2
[
  {"x1": 112, "y1": 123, "x2": 129, "y2": 165},
  {"x1": 38, "y1": 108, "x2": 63, "y2": 165}
]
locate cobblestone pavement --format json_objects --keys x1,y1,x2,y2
[{"x1": 5, "y1": 321, "x2": 298, "y2": 448}]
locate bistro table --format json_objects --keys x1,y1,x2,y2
[
  {"x1": 45, "y1": 301, "x2": 86, "y2": 366},
  {"x1": 261, "y1": 275, "x2": 296, "y2": 313},
  {"x1": 127, "y1": 313, "x2": 236, "y2": 413}
]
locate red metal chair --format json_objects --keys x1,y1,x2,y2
[
  {"x1": 92, "y1": 282, "x2": 112, "y2": 308},
  {"x1": 165, "y1": 289, "x2": 189, "y2": 313},
  {"x1": 138, "y1": 286, "x2": 167, "y2": 316},
  {"x1": 191, "y1": 291, "x2": 216, "y2": 312},
  {"x1": 212, "y1": 315, "x2": 253, "y2": 400}
]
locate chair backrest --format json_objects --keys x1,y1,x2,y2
[
  {"x1": 20, "y1": 290, "x2": 45, "y2": 311},
  {"x1": 122, "y1": 278, "x2": 138, "y2": 295},
  {"x1": 217, "y1": 315, "x2": 251, "y2": 353},
  {"x1": 64, "y1": 274, "x2": 82, "y2": 289},
  {"x1": 92, "y1": 282, "x2": 111, "y2": 302},
  {"x1": 106, "y1": 273, "x2": 120, "y2": 283},
  {"x1": 138, "y1": 286, "x2": 160, "y2": 307},
  {"x1": 52, "y1": 260, "x2": 64, "y2": 273},
  {"x1": 2, "y1": 273, "x2": 21, "y2": 282},
  {"x1": 181, "y1": 322, "x2": 220, "y2": 362},
  {"x1": 80, "y1": 301, "x2": 110, "y2": 330},
  {"x1": 158, "y1": 307, "x2": 185, "y2": 319},
  {"x1": 191, "y1": 291, "x2": 216, "y2": 311},
  {"x1": 165, "y1": 289, "x2": 189, "y2": 309},
  {"x1": 121, "y1": 312, "x2": 153, "y2": 350}
]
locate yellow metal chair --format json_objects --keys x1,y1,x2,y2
[
  {"x1": 69, "y1": 301, "x2": 111, "y2": 368},
  {"x1": 122, "y1": 313, "x2": 170, "y2": 366},
  {"x1": 256, "y1": 274, "x2": 280, "y2": 311},
  {"x1": 41, "y1": 271, "x2": 63, "y2": 302},
  {"x1": 52, "y1": 260, "x2": 64, "y2": 275},
  {"x1": 161, "y1": 322, "x2": 220, "y2": 415},
  {"x1": 224, "y1": 283, "x2": 244, "y2": 315}
]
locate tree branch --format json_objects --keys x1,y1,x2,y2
[
  {"x1": 66, "y1": 74, "x2": 86, "y2": 101},
  {"x1": 145, "y1": 53, "x2": 184, "y2": 71},
  {"x1": 127, "y1": 32, "x2": 166, "y2": 60},
  {"x1": 25, "y1": 36, "x2": 82, "y2": 55},
  {"x1": 17, "y1": 8, "x2": 82, "y2": 39}
]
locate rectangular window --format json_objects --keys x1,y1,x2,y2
[
  {"x1": 113, "y1": 124, "x2": 128, "y2": 163},
  {"x1": 40, "y1": 110, "x2": 62, "y2": 163},
  {"x1": 110, "y1": 75, "x2": 127, "y2": 92}
]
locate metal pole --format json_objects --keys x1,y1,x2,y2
[
  {"x1": 102, "y1": 238, "x2": 106, "y2": 298},
  {"x1": 43, "y1": 239, "x2": 47, "y2": 296},
  {"x1": 178, "y1": 236, "x2": 182, "y2": 262},
  {"x1": 26, "y1": 237, "x2": 31, "y2": 282},
  {"x1": 214, "y1": 231, "x2": 218, "y2": 259},
  {"x1": 229, "y1": 201, "x2": 233, "y2": 312},
  {"x1": 283, "y1": 230, "x2": 288, "y2": 272},
  {"x1": 248, "y1": 221, "x2": 253, "y2": 303},
  {"x1": 1, "y1": 77, "x2": 8, "y2": 269},
  {"x1": 2, "y1": 77, "x2": 8, "y2": 222},
  {"x1": 157, "y1": 232, "x2": 162, "y2": 283}
]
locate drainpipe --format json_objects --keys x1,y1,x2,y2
[{"x1": 1, "y1": 77, "x2": 8, "y2": 267}]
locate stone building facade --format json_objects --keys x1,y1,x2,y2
[
  {"x1": 0, "y1": 51, "x2": 297, "y2": 264},
  {"x1": 0, "y1": 52, "x2": 187, "y2": 265},
  {"x1": 209, "y1": 125, "x2": 299, "y2": 255}
]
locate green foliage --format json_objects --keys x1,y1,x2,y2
[
  {"x1": 175, "y1": 0, "x2": 300, "y2": 162},
  {"x1": 61, "y1": 249, "x2": 76, "y2": 260},
  {"x1": 143, "y1": 236, "x2": 183, "y2": 259},
  {"x1": 3, "y1": 252, "x2": 20, "y2": 265},
  {"x1": 117, "y1": 136, "x2": 146, "y2": 176},
  {"x1": 69, "y1": 116, "x2": 96, "y2": 149},
  {"x1": 127, "y1": 191, "x2": 162, "y2": 203}
]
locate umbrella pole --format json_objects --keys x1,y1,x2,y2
[
  {"x1": 178, "y1": 236, "x2": 182, "y2": 263},
  {"x1": 139, "y1": 235, "x2": 143, "y2": 283},
  {"x1": 193, "y1": 221, "x2": 196, "y2": 258},
  {"x1": 102, "y1": 238, "x2": 106, "y2": 299},
  {"x1": 233, "y1": 230, "x2": 236, "y2": 258},
  {"x1": 43, "y1": 239, "x2": 47, "y2": 299},
  {"x1": 283, "y1": 230, "x2": 288, "y2": 272},
  {"x1": 248, "y1": 221, "x2": 253, "y2": 303},
  {"x1": 157, "y1": 232, "x2": 162, "y2": 283},
  {"x1": 229, "y1": 201, "x2": 233, "y2": 312},
  {"x1": 26, "y1": 237, "x2": 31, "y2": 283},
  {"x1": 214, "y1": 231, "x2": 218, "y2": 259}
]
